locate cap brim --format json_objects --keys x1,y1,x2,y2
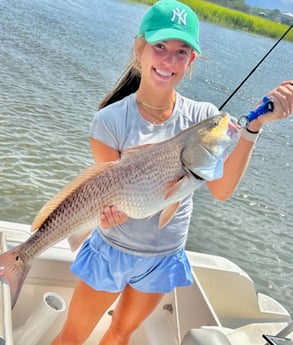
[{"x1": 144, "y1": 28, "x2": 201, "y2": 54}]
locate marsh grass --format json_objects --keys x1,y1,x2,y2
[{"x1": 134, "y1": 0, "x2": 293, "y2": 42}]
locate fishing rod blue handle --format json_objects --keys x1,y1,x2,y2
[
  {"x1": 247, "y1": 96, "x2": 274, "y2": 121},
  {"x1": 238, "y1": 96, "x2": 274, "y2": 127}
]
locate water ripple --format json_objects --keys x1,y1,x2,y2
[{"x1": 0, "y1": 0, "x2": 293, "y2": 315}]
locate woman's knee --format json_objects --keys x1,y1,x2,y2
[
  {"x1": 51, "y1": 316, "x2": 95, "y2": 345},
  {"x1": 110, "y1": 311, "x2": 141, "y2": 339}
]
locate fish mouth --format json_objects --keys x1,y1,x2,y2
[{"x1": 227, "y1": 116, "x2": 241, "y2": 139}]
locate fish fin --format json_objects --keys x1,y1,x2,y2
[
  {"x1": 0, "y1": 246, "x2": 31, "y2": 308},
  {"x1": 121, "y1": 144, "x2": 154, "y2": 159},
  {"x1": 164, "y1": 177, "x2": 187, "y2": 200},
  {"x1": 159, "y1": 202, "x2": 180, "y2": 229},
  {"x1": 68, "y1": 229, "x2": 92, "y2": 252},
  {"x1": 31, "y1": 162, "x2": 116, "y2": 231}
]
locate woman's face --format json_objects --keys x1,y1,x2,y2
[{"x1": 138, "y1": 39, "x2": 196, "y2": 91}]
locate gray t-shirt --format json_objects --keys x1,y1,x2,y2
[{"x1": 90, "y1": 92, "x2": 218, "y2": 256}]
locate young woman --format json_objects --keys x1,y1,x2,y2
[{"x1": 52, "y1": 1, "x2": 293, "y2": 344}]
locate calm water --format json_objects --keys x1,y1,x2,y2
[{"x1": 0, "y1": 0, "x2": 292, "y2": 314}]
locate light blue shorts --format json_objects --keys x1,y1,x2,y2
[{"x1": 71, "y1": 231, "x2": 193, "y2": 293}]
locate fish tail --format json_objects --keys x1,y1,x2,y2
[{"x1": 0, "y1": 246, "x2": 31, "y2": 308}]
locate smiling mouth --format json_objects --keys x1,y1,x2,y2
[{"x1": 154, "y1": 68, "x2": 174, "y2": 78}]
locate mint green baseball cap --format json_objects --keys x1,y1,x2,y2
[{"x1": 138, "y1": 0, "x2": 201, "y2": 54}]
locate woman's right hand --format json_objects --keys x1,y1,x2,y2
[
  {"x1": 100, "y1": 205, "x2": 128, "y2": 229},
  {"x1": 248, "y1": 81, "x2": 293, "y2": 131}
]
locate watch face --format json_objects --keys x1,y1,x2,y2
[{"x1": 263, "y1": 335, "x2": 293, "y2": 345}]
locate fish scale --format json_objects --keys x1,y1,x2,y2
[{"x1": 0, "y1": 113, "x2": 240, "y2": 307}]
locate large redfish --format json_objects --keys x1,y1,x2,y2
[{"x1": 0, "y1": 113, "x2": 239, "y2": 307}]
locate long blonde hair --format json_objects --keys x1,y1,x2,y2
[{"x1": 99, "y1": 37, "x2": 146, "y2": 110}]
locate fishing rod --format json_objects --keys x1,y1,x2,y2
[{"x1": 219, "y1": 24, "x2": 293, "y2": 111}]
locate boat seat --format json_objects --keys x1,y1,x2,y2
[
  {"x1": 181, "y1": 328, "x2": 233, "y2": 345},
  {"x1": 181, "y1": 327, "x2": 252, "y2": 345},
  {"x1": 181, "y1": 322, "x2": 292, "y2": 345}
]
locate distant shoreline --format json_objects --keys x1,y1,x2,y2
[{"x1": 132, "y1": 0, "x2": 293, "y2": 43}]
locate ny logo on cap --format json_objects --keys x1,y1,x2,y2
[{"x1": 171, "y1": 8, "x2": 187, "y2": 26}]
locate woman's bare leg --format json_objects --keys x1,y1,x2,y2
[
  {"x1": 51, "y1": 280, "x2": 120, "y2": 345},
  {"x1": 99, "y1": 284, "x2": 164, "y2": 345}
]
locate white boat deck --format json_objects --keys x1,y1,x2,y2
[{"x1": 0, "y1": 220, "x2": 292, "y2": 345}]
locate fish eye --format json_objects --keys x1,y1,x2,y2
[{"x1": 211, "y1": 117, "x2": 220, "y2": 127}]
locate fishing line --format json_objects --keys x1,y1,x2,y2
[{"x1": 219, "y1": 24, "x2": 293, "y2": 110}]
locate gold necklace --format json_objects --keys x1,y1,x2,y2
[
  {"x1": 136, "y1": 95, "x2": 175, "y2": 124},
  {"x1": 136, "y1": 98, "x2": 172, "y2": 110},
  {"x1": 139, "y1": 106, "x2": 166, "y2": 124}
]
